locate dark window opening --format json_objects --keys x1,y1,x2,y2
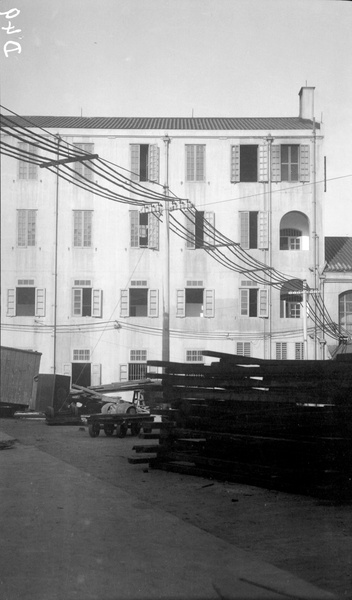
[
  {"x1": 130, "y1": 288, "x2": 148, "y2": 317},
  {"x1": 140, "y1": 145, "x2": 149, "y2": 182},
  {"x1": 16, "y1": 287, "x2": 35, "y2": 316},
  {"x1": 249, "y1": 212, "x2": 258, "y2": 249},
  {"x1": 128, "y1": 363, "x2": 147, "y2": 380},
  {"x1": 185, "y1": 288, "x2": 204, "y2": 317},
  {"x1": 240, "y1": 145, "x2": 258, "y2": 182},
  {"x1": 82, "y1": 288, "x2": 92, "y2": 316},
  {"x1": 139, "y1": 212, "x2": 149, "y2": 246},
  {"x1": 71, "y1": 363, "x2": 91, "y2": 387},
  {"x1": 249, "y1": 289, "x2": 258, "y2": 317},
  {"x1": 195, "y1": 211, "x2": 205, "y2": 248}
]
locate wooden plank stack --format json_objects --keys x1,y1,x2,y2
[{"x1": 146, "y1": 351, "x2": 352, "y2": 499}]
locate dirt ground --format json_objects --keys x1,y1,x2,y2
[{"x1": 1, "y1": 418, "x2": 351, "y2": 598}]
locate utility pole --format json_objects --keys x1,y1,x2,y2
[
  {"x1": 265, "y1": 134, "x2": 274, "y2": 360},
  {"x1": 39, "y1": 148, "x2": 99, "y2": 374},
  {"x1": 162, "y1": 135, "x2": 171, "y2": 363},
  {"x1": 303, "y1": 280, "x2": 308, "y2": 360}
]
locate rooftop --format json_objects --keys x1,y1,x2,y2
[
  {"x1": 324, "y1": 237, "x2": 352, "y2": 272},
  {"x1": 2, "y1": 115, "x2": 319, "y2": 131}
]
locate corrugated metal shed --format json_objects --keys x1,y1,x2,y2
[
  {"x1": 2, "y1": 115, "x2": 319, "y2": 131},
  {"x1": 324, "y1": 237, "x2": 352, "y2": 272}
]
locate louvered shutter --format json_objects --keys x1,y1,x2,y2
[
  {"x1": 119, "y1": 364, "x2": 128, "y2": 382},
  {"x1": 130, "y1": 211, "x2": 139, "y2": 247},
  {"x1": 130, "y1": 145, "x2": 140, "y2": 181},
  {"x1": 258, "y1": 211, "x2": 269, "y2": 249},
  {"x1": 91, "y1": 364, "x2": 101, "y2": 386},
  {"x1": 240, "y1": 289, "x2": 249, "y2": 316},
  {"x1": 148, "y1": 145, "x2": 160, "y2": 182},
  {"x1": 230, "y1": 146, "x2": 240, "y2": 183},
  {"x1": 240, "y1": 212, "x2": 249, "y2": 249},
  {"x1": 7, "y1": 289, "x2": 15, "y2": 316},
  {"x1": 63, "y1": 364, "x2": 71, "y2": 378},
  {"x1": 258, "y1": 145, "x2": 269, "y2": 182},
  {"x1": 92, "y1": 289, "x2": 102, "y2": 318},
  {"x1": 195, "y1": 145, "x2": 205, "y2": 181},
  {"x1": 237, "y1": 342, "x2": 251, "y2": 357},
  {"x1": 120, "y1": 290, "x2": 129, "y2": 317},
  {"x1": 176, "y1": 289, "x2": 186, "y2": 317},
  {"x1": 204, "y1": 212, "x2": 215, "y2": 246},
  {"x1": 186, "y1": 145, "x2": 195, "y2": 181},
  {"x1": 148, "y1": 213, "x2": 159, "y2": 250},
  {"x1": 203, "y1": 289, "x2": 215, "y2": 318},
  {"x1": 148, "y1": 289, "x2": 159, "y2": 317},
  {"x1": 186, "y1": 212, "x2": 195, "y2": 248},
  {"x1": 73, "y1": 288, "x2": 82, "y2": 316},
  {"x1": 271, "y1": 145, "x2": 281, "y2": 182},
  {"x1": 35, "y1": 288, "x2": 46, "y2": 317},
  {"x1": 300, "y1": 145, "x2": 310, "y2": 182},
  {"x1": 259, "y1": 289, "x2": 269, "y2": 317}
]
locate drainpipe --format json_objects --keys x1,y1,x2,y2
[
  {"x1": 265, "y1": 134, "x2": 274, "y2": 359},
  {"x1": 53, "y1": 135, "x2": 61, "y2": 374},
  {"x1": 162, "y1": 135, "x2": 171, "y2": 363}
]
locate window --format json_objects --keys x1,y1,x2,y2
[
  {"x1": 295, "y1": 342, "x2": 304, "y2": 360},
  {"x1": 239, "y1": 211, "x2": 268, "y2": 249},
  {"x1": 271, "y1": 144, "x2": 310, "y2": 182},
  {"x1": 17, "y1": 210, "x2": 36, "y2": 247},
  {"x1": 280, "y1": 228, "x2": 302, "y2": 250},
  {"x1": 130, "y1": 144, "x2": 160, "y2": 182},
  {"x1": 120, "y1": 284, "x2": 159, "y2": 317},
  {"x1": 276, "y1": 343, "x2": 288, "y2": 360},
  {"x1": 231, "y1": 145, "x2": 269, "y2": 183},
  {"x1": 176, "y1": 283, "x2": 215, "y2": 318},
  {"x1": 73, "y1": 349, "x2": 91, "y2": 361},
  {"x1": 236, "y1": 342, "x2": 251, "y2": 357},
  {"x1": 186, "y1": 210, "x2": 215, "y2": 248},
  {"x1": 73, "y1": 143, "x2": 94, "y2": 180},
  {"x1": 280, "y1": 295, "x2": 301, "y2": 318},
  {"x1": 186, "y1": 350, "x2": 204, "y2": 362},
  {"x1": 73, "y1": 211, "x2": 92, "y2": 247},
  {"x1": 128, "y1": 349, "x2": 147, "y2": 380},
  {"x1": 18, "y1": 143, "x2": 38, "y2": 179},
  {"x1": 130, "y1": 210, "x2": 159, "y2": 249},
  {"x1": 240, "y1": 283, "x2": 268, "y2": 318},
  {"x1": 7, "y1": 284, "x2": 46, "y2": 317},
  {"x1": 186, "y1": 145, "x2": 205, "y2": 182},
  {"x1": 72, "y1": 282, "x2": 102, "y2": 317},
  {"x1": 339, "y1": 291, "x2": 352, "y2": 335}
]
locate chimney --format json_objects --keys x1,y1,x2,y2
[{"x1": 299, "y1": 86, "x2": 315, "y2": 121}]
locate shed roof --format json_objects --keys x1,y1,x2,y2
[
  {"x1": 324, "y1": 237, "x2": 352, "y2": 272},
  {"x1": 3, "y1": 115, "x2": 319, "y2": 131}
]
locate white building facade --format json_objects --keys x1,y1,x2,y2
[{"x1": 1, "y1": 87, "x2": 328, "y2": 386}]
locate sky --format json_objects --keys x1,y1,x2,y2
[{"x1": 1, "y1": 0, "x2": 351, "y2": 235}]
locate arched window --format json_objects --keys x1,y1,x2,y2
[
  {"x1": 280, "y1": 212, "x2": 309, "y2": 250},
  {"x1": 339, "y1": 290, "x2": 352, "y2": 334}
]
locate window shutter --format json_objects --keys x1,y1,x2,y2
[
  {"x1": 195, "y1": 145, "x2": 205, "y2": 181},
  {"x1": 91, "y1": 364, "x2": 101, "y2": 386},
  {"x1": 258, "y1": 145, "x2": 269, "y2": 182},
  {"x1": 240, "y1": 212, "x2": 249, "y2": 249},
  {"x1": 259, "y1": 289, "x2": 269, "y2": 317},
  {"x1": 148, "y1": 213, "x2": 159, "y2": 250},
  {"x1": 119, "y1": 364, "x2": 128, "y2": 382},
  {"x1": 186, "y1": 212, "x2": 195, "y2": 248},
  {"x1": 7, "y1": 289, "x2": 15, "y2": 316},
  {"x1": 73, "y1": 288, "x2": 82, "y2": 316},
  {"x1": 35, "y1": 288, "x2": 46, "y2": 317},
  {"x1": 130, "y1": 145, "x2": 140, "y2": 181},
  {"x1": 230, "y1": 146, "x2": 240, "y2": 183},
  {"x1": 186, "y1": 145, "x2": 194, "y2": 181},
  {"x1": 120, "y1": 290, "x2": 129, "y2": 317},
  {"x1": 148, "y1": 144, "x2": 160, "y2": 182},
  {"x1": 258, "y1": 211, "x2": 269, "y2": 249},
  {"x1": 240, "y1": 289, "x2": 249, "y2": 316},
  {"x1": 300, "y1": 145, "x2": 310, "y2": 182},
  {"x1": 130, "y1": 211, "x2": 139, "y2": 247},
  {"x1": 204, "y1": 289, "x2": 215, "y2": 318},
  {"x1": 271, "y1": 145, "x2": 281, "y2": 182},
  {"x1": 237, "y1": 342, "x2": 251, "y2": 357},
  {"x1": 63, "y1": 364, "x2": 71, "y2": 377},
  {"x1": 204, "y1": 211, "x2": 215, "y2": 246},
  {"x1": 148, "y1": 289, "x2": 159, "y2": 317},
  {"x1": 92, "y1": 289, "x2": 102, "y2": 318},
  {"x1": 176, "y1": 289, "x2": 186, "y2": 317}
]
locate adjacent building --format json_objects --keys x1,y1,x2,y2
[{"x1": 2, "y1": 87, "x2": 333, "y2": 386}]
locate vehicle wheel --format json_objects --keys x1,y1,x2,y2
[
  {"x1": 89, "y1": 421, "x2": 100, "y2": 437},
  {"x1": 101, "y1": 403, "x2": 117, "y2": 414},
  {"x1": 126, "y1": 406, "x2": 137, "y2": 415},
  {"x1": 116, "y1": 422, "x2": 127, "y2": 438},
  {"x1": 130, "y1": 422, "x2": 141, "y2": 436},
  {"x1": 104, "y1": 424, "x2": 114, "y2": 436}
]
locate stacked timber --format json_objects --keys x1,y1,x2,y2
[{"x1": 146, "y1": 352, "x2": 352, "y2": 499}]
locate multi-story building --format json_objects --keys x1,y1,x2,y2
[{"x1": 1, "y1": 87, "x2": 328, "y2": 386}]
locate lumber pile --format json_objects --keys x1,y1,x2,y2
[{"x1": 145, "y1": 352, "x2": 352, "y2": 499}]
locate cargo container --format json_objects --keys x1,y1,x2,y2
[{"x1": 0, "y1": 346, "x2": 42, "y2": 416}]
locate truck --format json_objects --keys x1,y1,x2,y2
[{"x1": 0, "y1": 346, "x2": 42, "y2": 417}]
